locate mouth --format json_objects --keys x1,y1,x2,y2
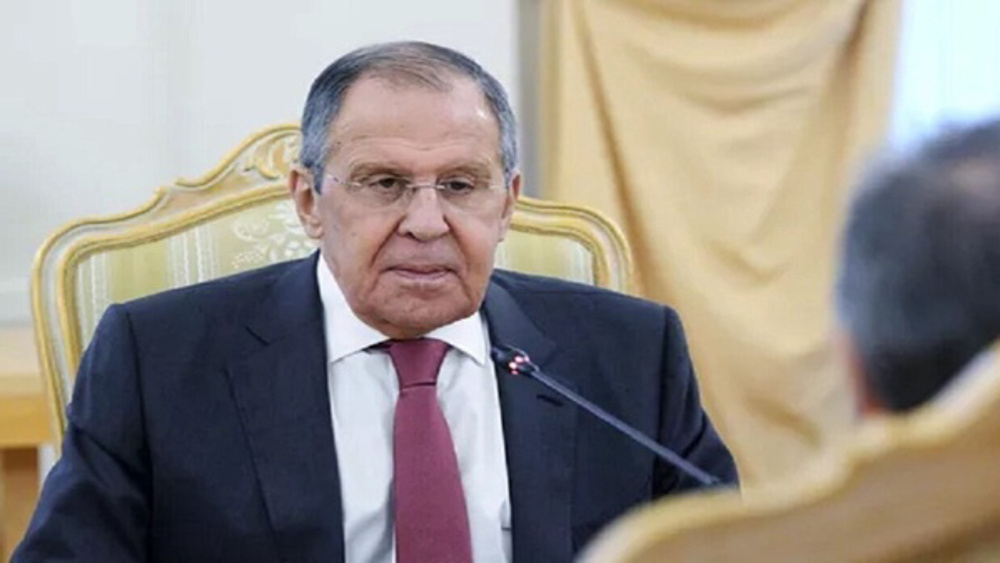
[{"x1": 386, "y1": 266, "x2": 454, "y2": 283}]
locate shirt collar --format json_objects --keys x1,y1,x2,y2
[{"x1": 315, "y1": 255, "x2": 487, "y2": 366}]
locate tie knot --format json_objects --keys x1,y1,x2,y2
[{"x1": 386, "y1": 338, "x2": 449, "y2": 389}]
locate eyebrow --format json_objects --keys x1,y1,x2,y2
[
  {"x1": 344, "y1": 160, "x2": 495, "y2": 179},
  {"x1": 344, "y1": 162, "x2": 410, "y2": 179},
  {"x1": 439, "y1": 162, "x2": 494, "y2": 178}
]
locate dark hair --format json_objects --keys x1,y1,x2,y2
[
  {"x1": 836, "y1": 119, "x2": 1000, "y2": 411},
  {"x1": 299, "y1": 41, "x2": 518, "y2": 192}
]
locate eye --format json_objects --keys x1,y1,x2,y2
[
  {"x1": 439, "y1": 179, "x2": 478, "y2": 195},
  {"x1": 364, "y1": 176, "x2": 407, "y2": 193}
]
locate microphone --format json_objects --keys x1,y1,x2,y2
[{"x1": 491, "y1": 344, "x2": 722, "y2": 487}]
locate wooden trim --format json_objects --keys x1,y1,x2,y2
[
  {"x1": 0, "y1": 395, "x2": 51, "y2": 448},
  {"x1": 1, "y1": 448, "x2": 41, "y2": 561}
]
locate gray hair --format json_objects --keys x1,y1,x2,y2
[
  {"x1": 299, "y1": 41, "x2": 518, "y2": 191},
  {"x1": 836, "y1": 119, "x2": 1000, "y2": 411}
]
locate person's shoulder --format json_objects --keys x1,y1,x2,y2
[
  {"x1": 489, "y1": 271, "x2": 689, "y2": 364},
  {"x1": 490, "y1": 268, "x2": 621, "y2": 296},
  {"x1": 490, "y1": 269, "x2": 669, "y2": 316}
]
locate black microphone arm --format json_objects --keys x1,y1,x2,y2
[{"x1": 491, "y1": 344, "x2": 722, "y2": 487}]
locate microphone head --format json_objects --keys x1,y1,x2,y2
[{"x1": 490, "y1": 344, "x2": 537, "y2": 376}]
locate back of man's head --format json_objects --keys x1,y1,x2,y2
[{"x1": 837, "y1": 118, "x2": 1000, "y2": 412}]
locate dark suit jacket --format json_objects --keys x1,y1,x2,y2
[{"x1": 13, "y1": 253, "x2": 737, "y2": 563}]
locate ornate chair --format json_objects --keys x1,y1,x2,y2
[
  {"x1": 31, "y1": 124, "x2": 634, "y2": 444},
  {"x1": 581, "y1": 341, "x2": 1000, "y2": 563}
]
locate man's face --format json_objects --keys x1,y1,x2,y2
[{"x1": 291, "y1": 75, "x2": 519, "y2": 339}]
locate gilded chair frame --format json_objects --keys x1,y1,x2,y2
[
  {"x1": 32, "y1": 124, "x2": 634, "y2": 444},
  {"x1": 581, "y1": 341, "x2": 1000, "y2": 563}
]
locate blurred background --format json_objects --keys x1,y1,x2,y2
[{"x1": 3, "y1": 0, "x2": 1000, "y2": 556}]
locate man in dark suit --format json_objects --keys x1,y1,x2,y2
[{"x1": 14, "y1": 41, "x2": 736, "y2": 563}]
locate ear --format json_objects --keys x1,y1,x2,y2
[
  {"x1": 835, "y1": 329, "x2": 886, "y2": 417},
  {"x1": 289, "y1": 166, "x2": 324, "y2": 239},
  {"x1": 498, "y1": 172, "x2": 521, "y2": 241}
]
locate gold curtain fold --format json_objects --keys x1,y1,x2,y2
[{"x1": 540, "y1": 0, "x2": 901, "y2": 484}]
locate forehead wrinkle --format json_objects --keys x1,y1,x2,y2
[
  {"x1": 340, "y1": 156, "x2": 498, "y2": 180},
  {"x1": 332, "y1": 116, "x2": 495, "y2": 146},
  {"x1": 330, "y1": 79, "x2": 496, "y2": 135},
  {"x1": 328, "y1": 117, "x2": 493, "y2": 155},
  {"x1": 335, "y1": 137, "x2": 499, "y2": 171},
  {"x1": 324, "y1": 77, "x2": 503, "y2": 175}
]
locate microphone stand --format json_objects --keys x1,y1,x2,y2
[{"x1": 492, "y1": 344, "x2": 722, "y2": 487}]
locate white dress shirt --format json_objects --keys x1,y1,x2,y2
[{"x1": 316, "y1": 258, "x2": 512, "y2": 563}]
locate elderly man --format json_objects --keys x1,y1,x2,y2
[
  {"x1": 837, "y1": 119, "x2": 1000, "y2": 414},
  {"x1": 14, "y1": 42, "x2": 736, "y2": 563}
]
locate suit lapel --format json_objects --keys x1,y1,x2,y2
[
  {"x1": 483, "y1": 279, "x2": 576, "y2": 562},
  {"x1": 225, "y1": 254, "x2": 345, "y2": 562},
  {"x1": 224, "y1": 261, "x2": 578, "y2": 561}
]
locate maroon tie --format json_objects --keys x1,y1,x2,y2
[{"x1": 387, "y1": 338, "x2": 473, "y2": 563}]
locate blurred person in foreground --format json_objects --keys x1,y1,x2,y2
[
  {"x1": 13, "y1": 41, "x2": 736, "y2": 563},
  {"x1": 837, "y1": 118, "x2": 1000, "y2": 415}
]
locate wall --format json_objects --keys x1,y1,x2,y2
[
  {"x1": 0, "y1": 0, "x2": 518, "y2": 323},
  {"x1": 889, "y1": 0, "x2": 1000, "y2": 148}
]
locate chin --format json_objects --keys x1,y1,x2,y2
[{"x1": 377, "y1": 298, "x2": 477, "y2": 338}]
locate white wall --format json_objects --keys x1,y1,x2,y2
[
  {"x1": 890, "y1": 1, "x2": 1000, "y2": 148},
  {"x1": 0, "y1": 0, "x2": 518, "y2": 323}
]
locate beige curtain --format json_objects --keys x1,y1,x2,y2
[{"x1": 540, "y1": 0, "x2": 901, "y2": 484}]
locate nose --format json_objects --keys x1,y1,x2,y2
[{"x1": 396, "y1": 186, "x2": 450, "y2": 241}]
